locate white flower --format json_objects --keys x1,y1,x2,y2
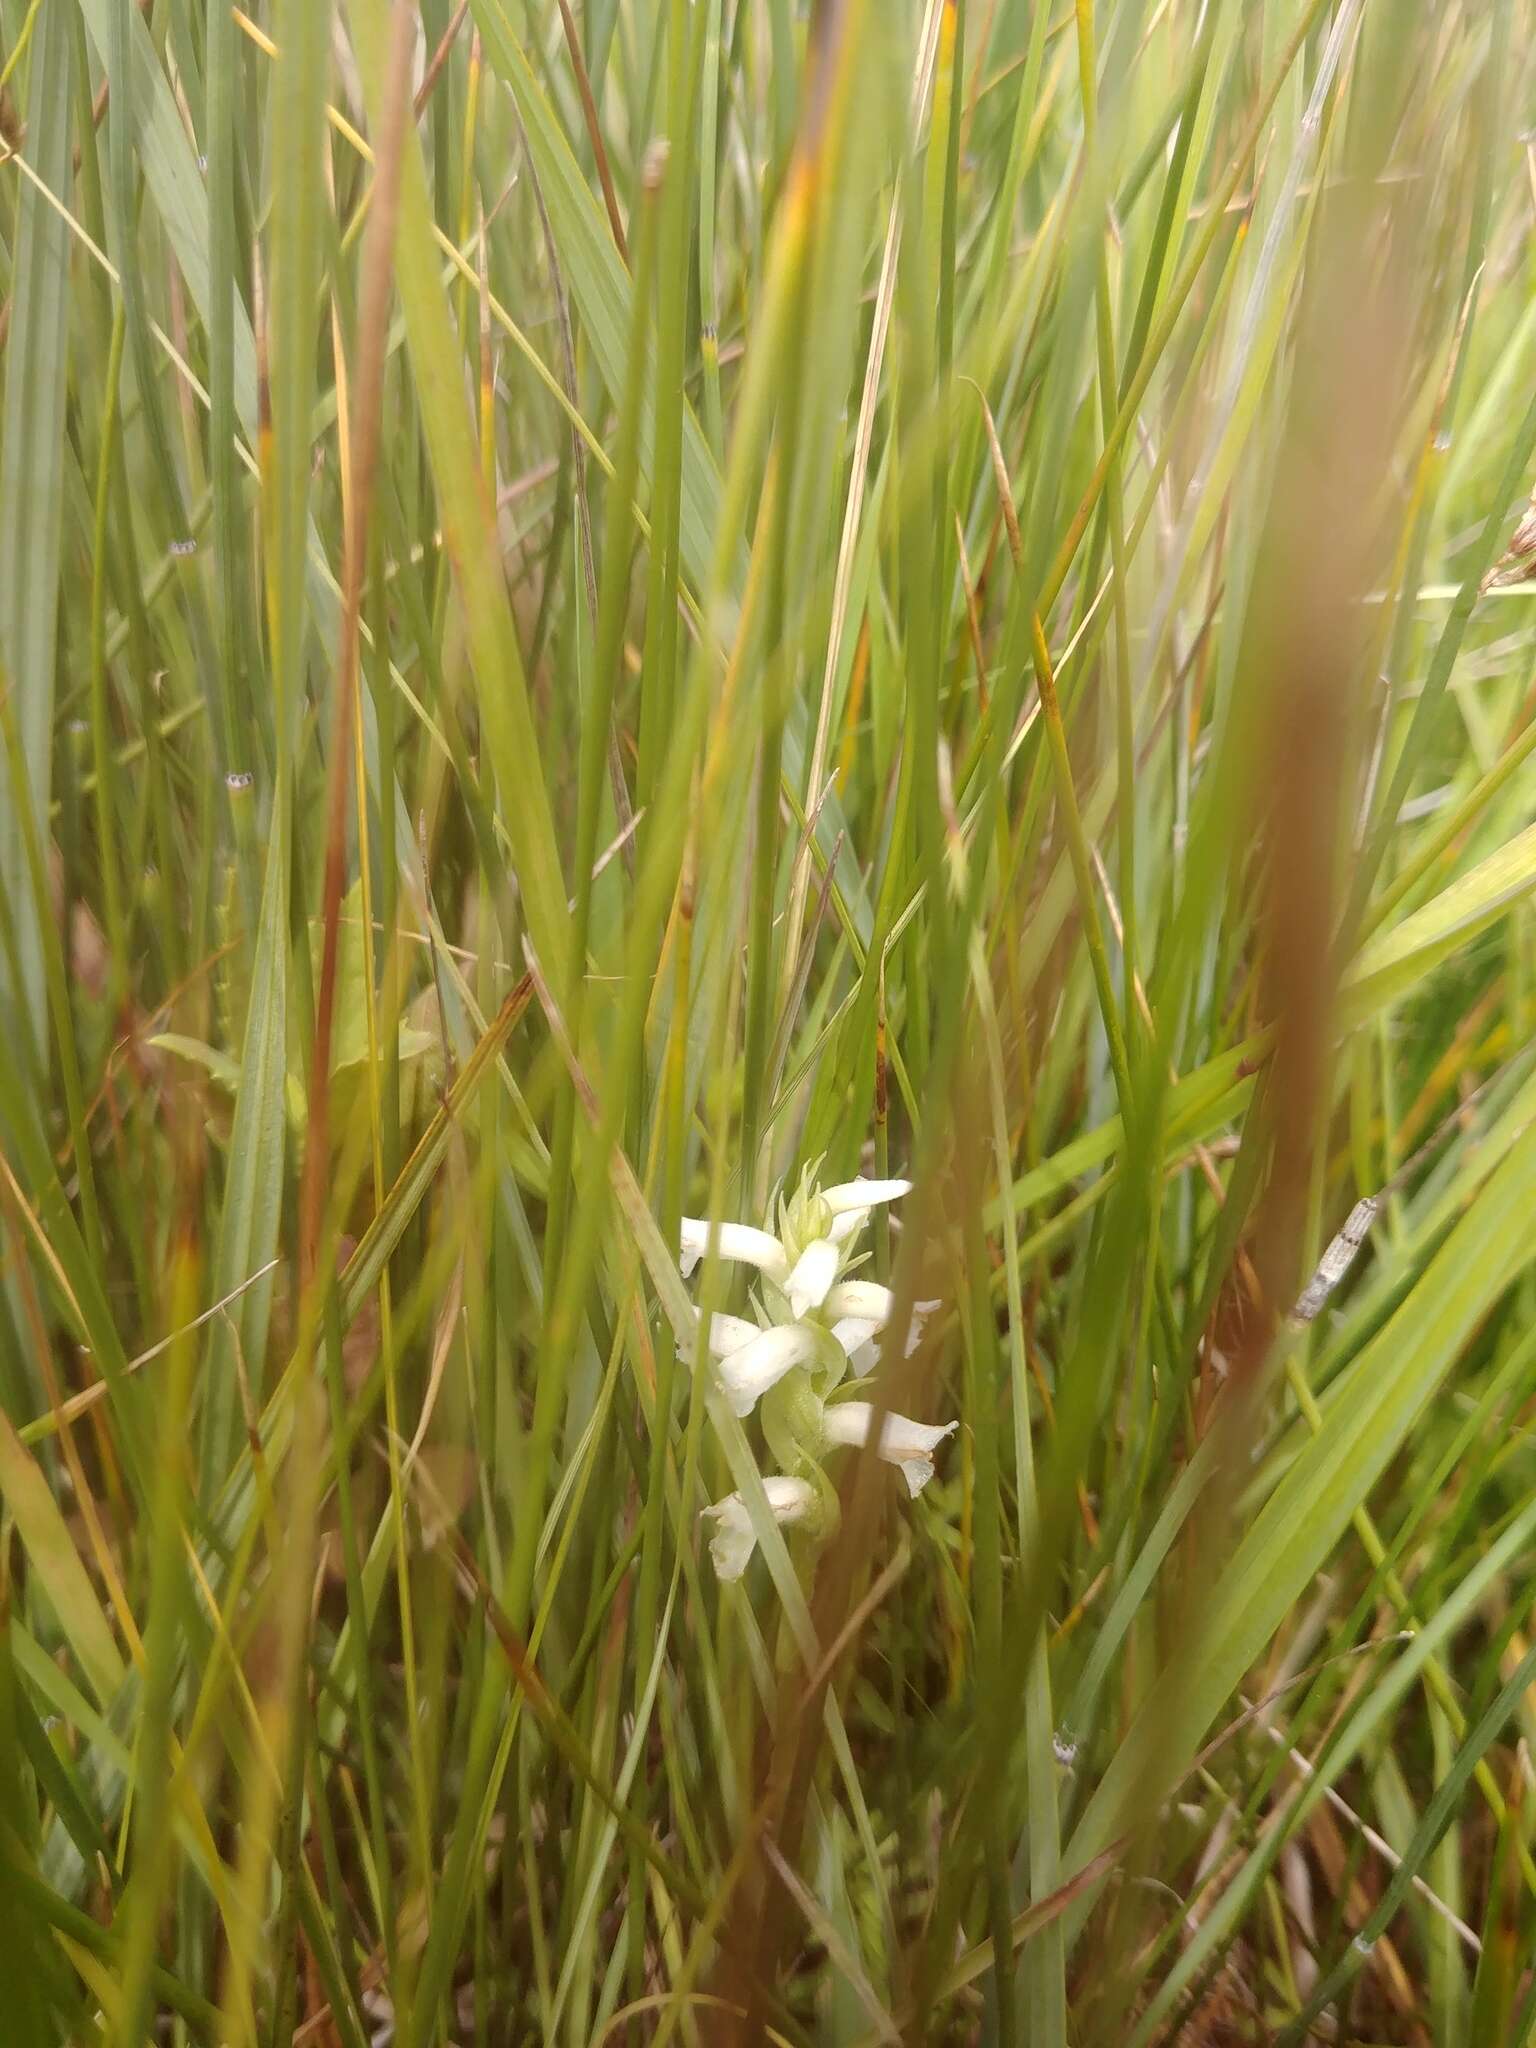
[
  {"x1": 701, "y1": 1475, "x2": 816, "y2": 1580},
  {"x1": 679, "y1": 1176, "x2": 910, "y2": 1285},
  {"x1": 826, "y1": 1281, "x2": 939, "y2": 1337},
  {"x1": 678, "y1": 1170, "x2": 917, "y2": 1416},
  {"x1": 785, "y1": 1237, "x2": 841, "y2": 1317},
  {"x1": 815, "y1": 1181, "x2": 911, "y2": 1260},
  {"x1": 690, "y1": 1304, "x2": 762, "y2": 1356},
  {"x1": 820, "y1": 1401, "x2": 958, "y2": 1497},
  {"x1": 824, "y1": 1281, "x2": 939, "y2": 1366},
  {"x1": 828, "y1": 1316, "x2": 882, "y2": 1363},
  {"x1": 678, "y1": 1217, "x2": 788, "y2": 1282},
  {"x1": 824, "y1": 1279, "x2": 894, "y2": 1321},
  {"x1": 822, "y1": 1177, "x2": 912, "y2": 1215},
  {"x1": 824, "y1": 1279, "x2": 893, "y2": 1323},
  {"x1": 708, "y1": 1321, "x2": 821, "y2": 1418}
]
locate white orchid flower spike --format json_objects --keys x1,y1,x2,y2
[
  {"x1": 701, "y1": 1476, "x2": 815, "y2": 1581},
  {"x1": 677, "y1": 1166, "x2": 917, "y2": 1418},
  {"x1": 683, "y1": 1163, "x2": 953, "y2": 1584},
  {"x1": 821, "y1": 1402, "x2": 958, "y2": 1497}
]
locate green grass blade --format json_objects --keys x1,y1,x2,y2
[{"x1": 0, "y1": 5, "x2": 72, "y2": 1055}]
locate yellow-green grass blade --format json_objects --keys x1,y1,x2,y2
[
  {"x1": 467, "y1": 0, "x2": 876, "y2": 947},
  {"x1": 0, "y1": 1414, "x2": 124, "y2": 1710},
  {"x1": 351, "y1": 0, "x2": 571, "y2": 990},
  {"x1": 0, "y1": 6, "x2": 72, "y2": 1058}
]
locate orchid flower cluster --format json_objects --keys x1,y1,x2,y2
[{"x1": 682, "y1": 1166, "x2": 957, "y2": 1581}]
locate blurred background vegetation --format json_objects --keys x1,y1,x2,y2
[{"x1": 3, "y1": 0, "x2": 1536, "y2": 2041}]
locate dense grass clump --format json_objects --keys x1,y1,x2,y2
[{"x1": 4, "y1": 1, "x2": 1536, "y2": 2041}]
